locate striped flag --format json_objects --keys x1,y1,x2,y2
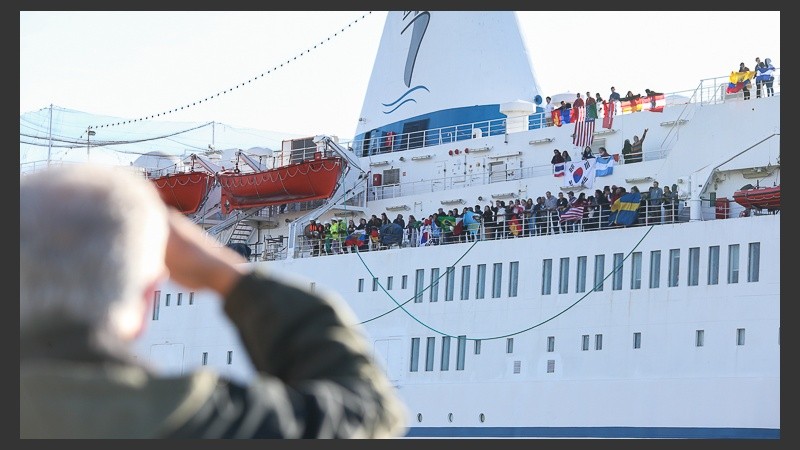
[
  {"x1": 559, "y1": 205, "x2": 585, "y2": 223},
  {"x1": 594, "y1": 155, "x2": 615, "y2": 177},
  {"x1": 620, "y1": 96, "x2": 643, "y2": 114},
  {"x1": 642, "y1": 93, "x2": 666, "y2": 112},
  {"x1": 602, "y1": 101, "x2": 615, "y2": 129},
  {"x1": 553, "y1": 163, "x2": 565, "y2": 177},
  {"x1": 572, "y1": 106, "x2": 595, "y2": 148}
]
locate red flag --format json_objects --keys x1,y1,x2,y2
[
  {"x1": 559, "y1": 205, "x2": 585, "y2": 223},
  {"x1": 602, "y1": 101, "x2": 615, "y2": 129},
  {"x1": 552, "y1": 110, "x2": 562, "y2": 127},
  {"x1": 644, "y1": 93, "x2": 665, "y2": 112}
]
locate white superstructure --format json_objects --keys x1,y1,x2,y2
[{"x1": 133, "y1": 11, "x2": 780, "y2": 439}]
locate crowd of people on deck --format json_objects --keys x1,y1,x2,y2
[
  {"x1": 302, "y1": 180, "x2": 681, "y2": 256},
  {"x1": 296, "y1": 60, "x2": 779, "y2": 257}
]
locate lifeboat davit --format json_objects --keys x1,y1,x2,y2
[
  {"x1": 218, "y1": 156, "x2": 345, "y2": 214},
  {"x1": 732, "y1": 185, "x2": 780, "y2": 211}
]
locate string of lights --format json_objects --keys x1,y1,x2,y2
[{"x1": 90, "y1": 12, "x2": 373, "y2": 130}]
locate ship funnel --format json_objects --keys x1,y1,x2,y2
[{"x1": 355, "y1": 11, "x2": 542, "y2": 137}]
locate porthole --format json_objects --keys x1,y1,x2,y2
[
  {"x1": 479, "y1": 413, "x2": 486, "y2": 423},
  {"x1": 416, "y1": 413, "x2": 423, "y2": 423},
  {"x1": 447, "y1": 413, "x2": 454, "y2": 423}
]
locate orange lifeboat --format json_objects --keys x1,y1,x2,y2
[
  {"x1": 218, "y1": 156, "x2": 345, "y2": 214},
  {"x1": 732, "y1": 185, "x2": 780, "y2": 211},
  {"x1": 150, "y1": 171, "x2": 215, "y2": 214}
]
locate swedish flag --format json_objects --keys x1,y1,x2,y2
[{"x1": 608, "y1": 192, "x2": 642, "y2": 226}]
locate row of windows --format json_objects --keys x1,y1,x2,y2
[
  {"x1": 409, "y1": 329, "x2": 751, "y2": 373},
  {"x1": 201, "y1": 350, "x2": 235, "y2": 366},
  {"x1": 151, "y1": 292, "x2": 196, "y2": 320},
  {"x1": 357, "y1": 243, "x2": 761, "y2": 300}
]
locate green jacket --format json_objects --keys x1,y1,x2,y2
[{"x1": 20, "y1": 271, "x2": 407, "y2": 438}]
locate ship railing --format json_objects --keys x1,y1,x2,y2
[
  {"x1": 368, "y1": 151, "x2": 666, "y2": 201},
  {"x1": 280, "y1": 193, "x2": 782, "y2": 260},
  {"x1": 338, "y1": 69, "x2": 780, "y2": 156}
]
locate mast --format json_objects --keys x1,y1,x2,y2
[{"x1": 47, "y1": 104, "x2": 53, "y2": 167}]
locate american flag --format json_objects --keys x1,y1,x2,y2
[
  {"x1": 559, "y1": 205, "x2": 585, "y2": 223},
  {"x1": 572, "y1": 106, "x2": 595, "y2": 148}
]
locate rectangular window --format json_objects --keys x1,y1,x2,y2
[
  {"x1": 633, "y1": 332, "x2": 642, "y2": 349},
  {"x1": 542, "y1": 259, "x2": 552, "y2": 295},
  {"x1": 728, "y1": 244, "x2": 740, "y2": 284},
  {"x1": 430, "y1": 268, "x2": 440, "y2": 302},
  {"x1": 202, "y1": 352, "x2": 208, "y2": 365},
  {"x1": 227, "y1": 351, "x2": 233, "y2": 364},
  {"x1": 409, "y1": 338, "x2": 420, "y2": 372},
  {"x1": 547, "y1": 336, "x2": 555, "y2": 352},
  {"x1": 508, "y1": 261, "x2": 519, "y2": 297},
  {"x1": 386, "y1": 276, "x2": 393, "y2": 290},
  {"x1": 358, "y1": 278, "x2": 364, "y2": 292},
  {"x1": 152, "y1": 290, "x2": 161, "y2": 320},
  {"x1": 441, "y1": 336, "x2": 451, "y2": 371},
  {"x1": 165, "y1": 293, "x2": 171, "y2": 307},
  {"x1": 737, "y1": 328, "x2": 746, "y2": 346},
  {"x1": 475, "y1": 264, "x2": 486, "y2": 299},
  {"x1": 696, "y1": 330, "x2": 705, "y2": 347},
  {"x1": 668, "y1": 249, "x2": 680, "y2": 287},
  {"x1": 559, "y1": 257, "x2": 570, "y2": 294},
  {"x1": 414, "y1": 269, "x2": 424, "y2": 303},
  {"x1": 708, "y1": 246, "x2": 720, "y2": 285},
  {"x1": 582, "y1": 334, "x2": 590, "y2": 351},
  {"x1": 460, "y1": 265, "x2": 471, "y2": 300},
  {"x1": 688, "y1": 247, "x2": 700, "y2": 286},
  {"x1": 456, "y1": 335, "x2": 467, "y2": 370},
  {"x1": 612, "y1": 252, "x2": 624, "y2": 290},
  {"x1": 372, "y1": 277, "x2": 379, "y2": 291},
  {"x1": 401, "y1": 274, "x2": 408, "y2": 289},
  {"x1": 177, "y1": 293, "x2": 183, "y2": 306},
  {"x1": 425, "y1": 337, "x2": 435, "y2": 371},
  {"x1": 492, "y1": 263, "x2": 503, "y2": 298},
  {"x1": 630, "y1": 252, "x2": 642, "y2": 290},
  {"x1": 445, "y1": 266, "x2": 455, "y2": 301},
  {"x1": 594, "y1": 255, "x2": 605, "y2": 291},
  {"x1": 506, "y1": 338, "x2": 514, "y2": 353},
  {"x1": 594, "y1": 334, "x2": 603, "y2": 350},
  {"x1": 748, "y1": 242, "x2": 760, "y2": 282},
  {"x1": 576, "y1": 256, "x2": 587, "y2": 293},
  {"x1": 189, "y1": 292, "x2": 194, "y2": 305},
  {"x1": 474, "y1": 339, "x2": 481, "y2": 355},
  {"x1": 649, "y1": 250, "x2": 661, "y2": 288}
]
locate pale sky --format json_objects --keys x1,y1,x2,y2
[{"x1": 20, "y1": 11, "x2": 780, "y2": 157}]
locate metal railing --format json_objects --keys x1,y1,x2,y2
[{"x1": 267, "y1": 199, "x2": 782, "y2": 261}]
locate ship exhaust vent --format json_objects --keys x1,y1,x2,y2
[
  {"x1": 513, "y1": 361, "x2": 521, "y2": 374},
  {"x1": 547, "y1": 360, "x2": 555, "y2": 373}
]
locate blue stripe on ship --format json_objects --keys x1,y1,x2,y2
[{"x1": 404, "y1": 426, "x2": 779, "y2": 439}]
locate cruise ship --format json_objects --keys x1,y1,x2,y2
[{"x1": 130, "y1": 12, "x2": 780, "y2": 438}]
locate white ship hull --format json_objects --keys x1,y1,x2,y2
[{"x1": 132, "y1": 11, "x2": 780, "y2": 438}]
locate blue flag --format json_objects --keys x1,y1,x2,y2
[{"x1": 608, "y1": 192, "x2": 642, "y2": 226}]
